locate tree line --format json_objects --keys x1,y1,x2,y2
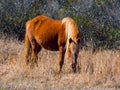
[{"x1": 0, "y1": 0, "x2": 120, "y2": 50}]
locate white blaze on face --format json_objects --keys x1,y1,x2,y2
[
  {"x1": 70, "y1": 42, "x2": 77, "y2": 54},
  {"x1": 68, "y1": 40, "x2": 79, "y2": 65}
]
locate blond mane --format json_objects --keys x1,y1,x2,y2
[{"x1": 62, "y1": 17, "x2": 80, "y2": 56}]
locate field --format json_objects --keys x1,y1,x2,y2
[{"x1": 0, "y1": 37, "x2": 120, "y2": 90}]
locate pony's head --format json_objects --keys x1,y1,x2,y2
[{"x1": 62, "y1": 17, "x2": 82, "y2": 72}]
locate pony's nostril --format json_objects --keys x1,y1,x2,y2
[{"x1": 71, "y1": 64, "x2": 76, "y2": 73}]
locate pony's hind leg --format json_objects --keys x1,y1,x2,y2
[
  {"x1": 34, "y1": 44, "x2": 41, "y2": 67},
  {"x1": 25, "y1": 33, "x2": 31, "y2": 65},
  {"x1": 25, "y1": 49, "x2": 31, "y2": 65},
  {"x1": 30, "y1": 39, "x2": 41, "y2": 68}
]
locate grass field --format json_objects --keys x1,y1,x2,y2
[{"x1": 0, "y1": 37, "x2": 120, "y2": 90}]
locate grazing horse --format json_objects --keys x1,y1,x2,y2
[{"x1": 25, "y1": 15, "x2": 82, "y2": 73}]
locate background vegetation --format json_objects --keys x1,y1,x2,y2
[{"x1": 0, "y1": 0, "x2": 120, "y2": 49}]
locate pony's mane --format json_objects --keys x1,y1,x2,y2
[
  {"x1": 62, "y1": 17, "x2": 79, "y2": 56},
  {"x1": 62, "y1": 17, "x2": 79, "y2": 42}
]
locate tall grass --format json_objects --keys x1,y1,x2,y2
[{"x1": 0, "y1": 37, "x2": 120, "y2": 90}]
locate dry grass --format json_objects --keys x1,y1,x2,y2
[{"x1": 0, "y1": 37, "x2": 120, "y2": 90}]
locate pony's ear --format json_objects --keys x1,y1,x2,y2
[{"x1": 69, "y1": 38, "x2": 73, "y2": 43}]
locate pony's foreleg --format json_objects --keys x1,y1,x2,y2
[{"x1": 58, "y1": 47, "x2": 65, "y2": 73}]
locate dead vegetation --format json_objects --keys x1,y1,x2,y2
[{"x1": 0, "y1": 38, "x2": 120, "y2": 90}]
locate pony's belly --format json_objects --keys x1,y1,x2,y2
[
  {"x1": 35, "y1": 35, "x2": 59, "y2": 51},
  {"x1": 40, "y1": 41, "x2": 59, "y2": 51}
]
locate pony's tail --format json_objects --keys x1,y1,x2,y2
[{"x1": 25, "y1": 26, "x2": 31, "y2": 65}]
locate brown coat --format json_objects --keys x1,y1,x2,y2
[{"x1": 26, "y1": 15, "x2": 66, "y2": 51}]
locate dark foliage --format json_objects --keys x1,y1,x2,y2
[{"x1": 0, "y1": 0, "x2": 120, "y2": 49}]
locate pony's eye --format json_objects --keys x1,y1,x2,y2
[
  {"x1": 77, "y1": 38, "x2": 80, "y2": 44},
  {"x1": 69, "y1": 38, "x2": 73, "y2": 43}
]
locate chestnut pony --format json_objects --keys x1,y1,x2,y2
[{"x1": 25, "y1": 15, "x2": 82, "y2": 73}]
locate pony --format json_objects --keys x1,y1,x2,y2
[{"x1": 25, "y1": 15, "x2": 82, "y2": 73}]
